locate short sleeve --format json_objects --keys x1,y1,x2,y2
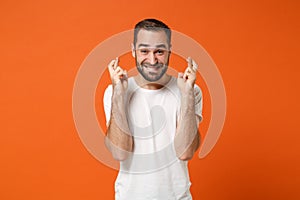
[
  {"x1": 194, "y1": 84, "x2": 203, "y2": 124},
  {"x1": 103, "y1": 85, "x2": 113, "y2": 127}
]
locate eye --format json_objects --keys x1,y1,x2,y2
[
  {"x1": 139, "y1": 49, "x2": 149, "y2": 54},
  {"x1": 155, "y1": 49, "x2": 166, "y2": 55}
]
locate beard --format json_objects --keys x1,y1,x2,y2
[{"x1": 135, "y1": 57, "x2": 169, "y2": 82}]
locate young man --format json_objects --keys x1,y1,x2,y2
[{"x1": 103, "y1": 19, "x2": 203, "y2": 200}]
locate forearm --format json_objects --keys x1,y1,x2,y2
[
  {"x1": 105, "y1": 91, "x2": 133, "y2": 161},
  {"x1": 174, "y1": 89, "x2": 200, "y2": 161}
]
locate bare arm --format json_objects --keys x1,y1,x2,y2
[
  {"x1": 105, "y1": 58, "x2": 133, "y2": 161},
  {"x1": 174, "y1": 89, "x2": 200, "y2": 161},
  {"x1": 175, "y1": 57, "x2": 201, "y2": 161}
]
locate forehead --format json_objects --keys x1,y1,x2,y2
[{"x1": 135, "y1": 29, "x2": 168, "y2": 47}]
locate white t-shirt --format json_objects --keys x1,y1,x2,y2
[{"x1": 103, "y1": 77, "x2": 203, "y2": 200}]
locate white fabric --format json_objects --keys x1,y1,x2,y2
[{"x1": 103, "y1": 77, "x2": 203, "y2": 200}]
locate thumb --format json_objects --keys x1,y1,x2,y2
[
  {"x1": 178, "y1": 72, "x2": 184, "y2": 79},
  {"x1": 123, "y1": 70, "x2": 128, "y2": 80}
]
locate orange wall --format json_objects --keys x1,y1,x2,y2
[{"x1": 1, "y1": 0, "x2": 299, "y2": 199}]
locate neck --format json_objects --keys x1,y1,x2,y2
[{"x1": 134, "y1": 74, "x2": 171, "y2": 90}]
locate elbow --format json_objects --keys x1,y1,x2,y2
[
  {"x1": 178, "y1": 152, "x2": 194, "y2": 161},
  {"x1": 176, "y1": 138, "x2": 200, "y2": 161},
  {"x1": 104, "y1": 137, "x2": 132, "y2": 161},
  {"x1": 175, "y1": 147, "x2": 196, "y2": 161},
  {"x1": 111, "y1": 151, "x2": 131, "y2": 161}
]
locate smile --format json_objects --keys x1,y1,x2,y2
[{"x1": 143, "y1": 63, "x2": 163, "y2": 69}]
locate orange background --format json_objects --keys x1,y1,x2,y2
[{"x1": 1, "y1": 0, "x2": 299, "y2": 199}]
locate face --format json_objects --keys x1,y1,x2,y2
[{"x1": 133, "y1": 29, "x2": 171, "y2": 82}]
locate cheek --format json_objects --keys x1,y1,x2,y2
[
  {"x1": 159, "y1": 55, "x2": 168, "y2": 63},
  {"x1": 137, "y1": 56, "x2": 147, "y2": 64}
]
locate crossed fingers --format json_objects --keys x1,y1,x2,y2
[
  {"x1": 108, "y1": 57, "x2": 127, "y2": 83},
  {"x1": 183, "y1": 57, "x2": 198, "y2": 80}
]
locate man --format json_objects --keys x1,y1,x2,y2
[{"x1": 103, "y1": 18, "x2": 203, "y2": 200}]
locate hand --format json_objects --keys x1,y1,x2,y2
[
  {"x1": 108, "y1": 57, "x2": 128, "y2": 93},
  {"x1": 177, "y1": 57, "x2": 197, "y2": 94}
]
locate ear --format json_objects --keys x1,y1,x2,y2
[{"x1": 131, "y1": 43, "x2": 135, "y2": 58}]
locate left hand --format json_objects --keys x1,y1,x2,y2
[{"x1": 177, "y1": 57, "x2": 198, "y2": 93}]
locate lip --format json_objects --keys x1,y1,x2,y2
[
  {"x1": 144, "y1": 65, "x2": 161, "y2": 73},
  {"x1": 143, "y1": 63, "x2": 163, "y2": 69}
]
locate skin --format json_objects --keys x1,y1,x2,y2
[{"x1": 105, "y1": 29, "x2": 200, "y2": 161}]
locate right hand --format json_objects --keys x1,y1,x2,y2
[{"x1": 108, "y1": 57, "x2": 128, "y2": 92}]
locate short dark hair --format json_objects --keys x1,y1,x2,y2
[{"x1": 133, "y1": 18, "x2": 171, "y2": 48}]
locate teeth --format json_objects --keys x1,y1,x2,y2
[{"x1": 144, "y1": 64, "x2": 162, "y2": 69}]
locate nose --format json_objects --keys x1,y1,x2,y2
[{"x1": 148, "y1": 52, "x2": 157, "y2": 65}]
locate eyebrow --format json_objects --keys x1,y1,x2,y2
[{"x1": 137, "y1": 44, "x2": 167, "y2": 49}]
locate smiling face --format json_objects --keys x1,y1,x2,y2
[{"x1": 133, "y1": 29, "x2": 171, "y2": 82}]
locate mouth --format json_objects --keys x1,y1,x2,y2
[
  {"x1": 142, "y1": 63, "x2": 164, "y2": 70},
  {"x1": 137, "y1": 62, "x2": 168, "y2": 82}
]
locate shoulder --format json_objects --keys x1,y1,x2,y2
[
  {"x1": 104, "y1": 84, "x2": 113, "y2": 96},
  {"x1": 103, "y1": 84, "x2": 113, "y2": 103}
]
